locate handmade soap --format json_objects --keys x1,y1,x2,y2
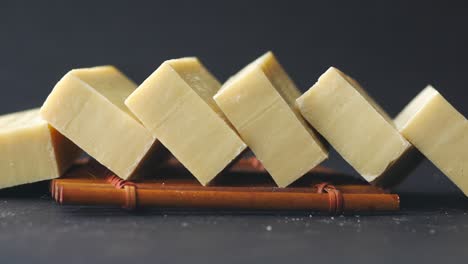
[
  {"x1": 395, "y1": 86, "x2": 468, "y2": 196},
  {"x1": 125, "y1": 58, "x2": 246, "y2": 186},
  {"x1": 41, "y1": 66, "x2": 162, "y2": 180},
  {"x1": 213, "y1": 52, "x2": 328, "y2": 187},
  {"x1": 0, "y1": 108, "x2": 81, "y2": 189},
  {"x1": 296, "y1": 67, "x2": 420, "y2": 185}
]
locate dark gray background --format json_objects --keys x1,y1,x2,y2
[
  {"x1": 1, "y1": 1, "x2": 468, "y2": 263},
  {"x1": 0, "y1": 1, "x2": 466, "y2": 192}
]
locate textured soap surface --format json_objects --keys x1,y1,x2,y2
[
  {"x1": 0, "y1": 108, "x2": 81, "y2": 189},
  {"x1": 396, "y1": 86, "x2": 468, "y2": 196},
  {"x1": 41, "y1": 66, "x2": 161, "y2": 180},
  {"x1": 125, "y1": 58, "x2": 246, "y2": 186},
  {"x1": 213, "y1": 52, "x2": 328, "y2": 187},
  {"x1": 296, "y1": 67, "x2": 417, "y2": 184}
]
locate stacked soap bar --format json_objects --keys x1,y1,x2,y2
[
  {"x1": 395, "y1": 86, "x2": 468, "y2": 195},
  {"x1": 41, "y1": 66, "x2": 163, "y2": 180},
  {"x1": 296, "y1": 67, "x2": 422, "y2": 186},
  {"x1": 0, "y1": 52, "x2": 466, "y2": 195},
  {"x1": 0, "y1": 109, "x2": 81, "y2": 189},
  {"x1": 214, "y1": 52, "x2": 328, "y2": 187},
  {"x1": 125, "y1": 58, "x2": 246, "y2": 186}
]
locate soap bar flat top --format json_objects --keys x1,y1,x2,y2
[
  {"x1": 0, "y1": 108, "x2": 46, "y2": 133},
  {"x1": 217, "y1": 52, "x2": 310, "y2": 130},
  {"x1": 166, "y1": 57, "x2": 225, "y2": 115},
  {"x1": 395, "y1": 86, "x2": 442, "y2": 129},
  {"x1": 41, "y1": 66, "x2": 159, "y2": 180},
  {"x1": 0, "y1": 108, "x2": 81, "y2": 189},
  {"x1": 296, "y1": 67, "x2": 413, "y2": 183},
  {"x1": 396, "y1": 85, "x2": 468, "y2": 196},
  {"x1": 70, "y1": 66, "x2": 138, "y2": 118},
  {"x1": 125, "y1": 58, "x2": 246, "y2": 186},
  {"x1": 214, "y1": 52, "x2": 328, "y2": 187}
]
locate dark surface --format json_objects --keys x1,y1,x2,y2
[
  {"x1": 0, "y1": 1, "x2": 467, "y2": 263},
  {"x1": 0, "y1": 183, "x2": 467, "y2": 263},
  {"x1": 0, "y1": 194, "x2": 467, "y2": 264}
]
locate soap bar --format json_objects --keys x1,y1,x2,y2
[
  {"x1": 0, "y1": 108, "x2": 81, "y2": 189},
  {"x1": 395, "y1": 86, "x2": 468, "y2": 196},
  {"x1": 125, "y1": 58, "x2": 247, "y2": 186},
  {"x1": 41, "y1": 66, "x2": 162, "y2": 180},
  {"x1": 296, "y1": 67, "x2": 419, "y2": 185},
  {"x1": 213, "y1": 52, "x2": 328, "y2": 187}
]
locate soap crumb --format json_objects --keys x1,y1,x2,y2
[
  {"x1": 0, "y1": 211, "x2": 15, "y2": 218},
  {"x1": 181, "y1": 222, "x2": 189, "y2": 227},
  {"x1": 266, "y1": 225, "x2": 272, "y2": 231},
  {"x1": 429, "y1": 229, "x2": 436, "y2": 235}
]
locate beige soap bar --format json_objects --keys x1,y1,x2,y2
[
  {"x1": 296, "y1": 67, "x2": 420, "y2": 185},
  {"x1": 395, "y1": 86, "x2": 468, "y2": 196},
  {"x1": 0, "y1": 108, "x2": 81, "y2": 189},
  {"x1": 41, "y1": 66, "x2": 162, "y2": 180},
  {"x1": 125, "y1": 58, "x2": 246, "y2": 186},
  {"x1": 213, "y1": 52, "x2": 328, "y2": 187}
]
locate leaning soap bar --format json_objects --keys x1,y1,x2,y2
[
  {"x1": 125, "y1": 58, "x2": 246, "y2": 186},
  {"x1": 296, "y1": 67, "x2": 419, "y2": 185},
  {"x1": 395, "y1": 86, "x2": 468, "y2": 196},
  {"x1": 41, "y1": 66, "x2": 162, "y2": 180},
  {"x1": 213, "y1": 52, "x2": 328, "y2": 187},
  {"x1": 0, "y1": 108, "x2": 81, "y2": 189}
]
